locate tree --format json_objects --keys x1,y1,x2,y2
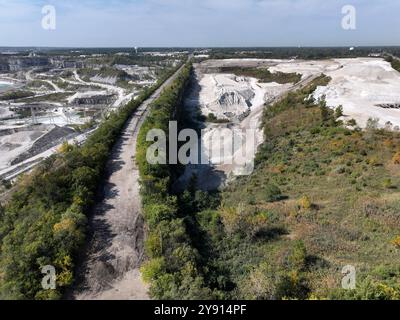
[
  {"x1": 366, "y1": 117, "x2": 379, "y2": 131},
  {"x1": 335, "y1": 105, "x2": 344, "y2": 118},
  {"x1": 346, "y1": 118, "x2": 357, "y2": 127},
  {"x1": 319, "y1": 95, "x2": 330, "y2": 122},
  {"x1": 287, "y1": 241, "x2": 307, "y2": 271}
]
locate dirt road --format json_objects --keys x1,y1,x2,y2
[{"x1": 70, "y1": 64, "x2": 186, "y2": 300}]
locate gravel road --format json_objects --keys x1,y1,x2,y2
[{"x1": 69, "y1": 63, "x2": 187, "y2": 300}]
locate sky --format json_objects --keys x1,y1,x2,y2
[{"x1": 0, "y1": 0, "x2": 399, "y2": 47}]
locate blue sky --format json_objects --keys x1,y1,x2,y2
[{"x1": 0, "y1": 0, "x2": 399, "y2": 47}]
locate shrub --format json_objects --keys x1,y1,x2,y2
[
  {"x1": 335, "y1": 105, "x2": 344, "y2": 118},
  {"x1": 264, "y1": 184, "x2": 283, "y2": 202},
  {"x1": 392, "y1": 152, "x2": 400, "y2": 164},
  {"x1": 299, "y1": 195, "x2": 312, "y2": 210},
  {"x1": 287, "y1": 241, "x2": 307, "y2": 271},
  {"x1": 141, "y1": 258, "x2": 166, "y2": 283},
  {"x1": 383, "y1": 179, "x2": 393, "y2": 189},
  {"x1": 220, "y1": 205, "x2": 269, "y2": 238},
  {"x1": 346, "y1": 119, "x2": 357, "y2": 127},
  {"x1": 391, "y1": 236, "x2": 400, "y2": 248}
]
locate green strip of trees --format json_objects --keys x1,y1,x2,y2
[{"x1": 137, "y1": 62, "x2": 220, "y2": 299}]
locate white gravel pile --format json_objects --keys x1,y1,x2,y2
[{"x1": 271, "y1": 58, "x2": 400, "y2": 128}]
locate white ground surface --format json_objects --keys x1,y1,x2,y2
[
  {"x1": 197, "y1": 73, "x2": 290, "y2": 121},
  {"x1": 0, "y1": 127, "x2": 96, "y2": 180},
  {"x1": 178, "y1": 63, "x2": 298, "y2": 190},
  {"x1": 183, "y1": 57, "x2": 400, "y2": 191},
  {"x1": 0, "y1": 64, "x2": 147, "y2": 182},
  {"x1": 0, "y1": 105, "x2": 16, "y2": 119},
  {"x1": 0, "y1": 125, "x2": 50, "y2": 172},
  {"x1": 63, "y1": 71, "x2": 135, "y2": 108},
  {"x1": 67, "y1": 90, "x2": 109, "y2": 104},
  {"x1": 270, "y1": 58, "x2": 400, "y2": 128}
]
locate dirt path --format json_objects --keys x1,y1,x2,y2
[{"x1": 69, "y1": 64, "x2": 186, "y2": 300}]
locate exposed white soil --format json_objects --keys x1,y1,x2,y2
[
  {"x1": 63, "y1": 71, "x2": 134, "y2": 108},
  {"x1": 178, "y1": 59, "x2": 346, "y2": 190},
  {"x1": 270, "y1": 58, "x2": 400, "y2": 128},
  {"x1": 0, "y1": 61, "x2": 160, "y2": 183},
  {"x1": 0, "y1": 127, "x2": 96, "y2": 181},
  {"x1": 90, "y1": 75, "x2": 118, "y2": 85},
  {"x1": 0, "y1": 105, "x2": 16, "y2": 119},
  {"x1": 197, "y1": 73, "x2": 290, "y2": 122},
  {"x1": 180, "y1": 57, "x2": 400, "y2": 191},
  {"x1": 177, "y1": 62, "x2": 298, "y2": 190},
  {"x1": 0, "y1": 126, "x2": 50, "y2": 172},
  {"x1": 67, "y1": 90, "x2": 109, "y2": 104}
]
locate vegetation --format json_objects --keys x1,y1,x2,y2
[
  {"x1": 0, "y1": 90, "x2": 35, "y2": 101},
  {"x1": 386, "y1": 56, "x2": 400, "y2": 73},
  {"x1": 77, "y1": 66, "x2": 130, "y2": 82},
  {"x1": 137, "y1": 62, "x2": 219, "y2": 299},
  {"x1": 27, "y1": 80, "x2": 55, "y2": 91},
  {"x1": 206, "y1": 113, "x2": 230, "y2": 124},
  {"x1": 219, "y1": 67, "x2": 301, "y2": 84},
  {"x1": 213, "y1": 75, "x2": 400, "y2": 299},
  {"x1": 19, "y1": 92, "x2": 73, "y2": 103},
  {"x1": 0, "y1": 63, "x2": 183, "y2": 300},
  {"x1": 137, "y1": 68, "x2": 400, "y2": 300},
  {"x1": 209, "y1": 47, "x2": 392, "y2": 60}
]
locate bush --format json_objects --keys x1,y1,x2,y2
[
  {"x1": 391, "y1": 236, "x2": 400, "y2": 248},
  {"x1": 287, "y1": 241, "x2": 307, "y2": 271},
  {"x1": 392, "y1": 152, "x2": 400, "y2": 164},
  {"x1": 299, "y1": 195, "x2": 312, "y2": 210},
  {"x1": 335, "y1": 105, "x2": 344, "y2": 118},
  {"x1": 264, "y1": 184, "x2": 282, "y2": 202},
  {"x1": 383, "y1": 179, "x2": 393, "y2": 189},
  {"x1": 220, "y1": 205, "x2": 269, "y2": 238},
  {"x1": 141, "y1": 258, "x2": 166, "y2": 283}
]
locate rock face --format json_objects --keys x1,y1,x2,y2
[
  {"x1": 0, "y1": 56, "x2": 85, "y2": 72},
  {"x1": 8, "y1": 57, "x2": 50, "y2": 71},
  {"x1": 0, "y1": 58, "x2": 9, "y2": 72},
  {"x1": 71, "y1": 94, "x2": 115, "y2": 105},
  {"x1": 11, "y1": 125, "x2": 77, "y2": 165},
  {"x1": 199, "y1": 73, "x2": 258, "y2": 121},
  {"x1": 376, "y1": 103, "x2": 400, "y2": 109}
]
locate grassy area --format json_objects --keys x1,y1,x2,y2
[
  {"x1": 19, "y1": 92, "x2": 74, "y2": 103},
  {"x1": 27, "y1": 80, "x2": 55, "y2": 91},
  {"x1": 78, "y1": 66, "x2": 129, "y2": 82},
  {"x1": 206, "y1": 113, "x2": 230, "y2": 123},
  {"x1": 219, "y1": 67, "x2": 302, "y2": 84},
  {"x1": 0, "y1": 90, "x2": 35, "y2": 101},
  {"x1": 189, "y1": 75, "x2": 400, "y2": 300}
]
